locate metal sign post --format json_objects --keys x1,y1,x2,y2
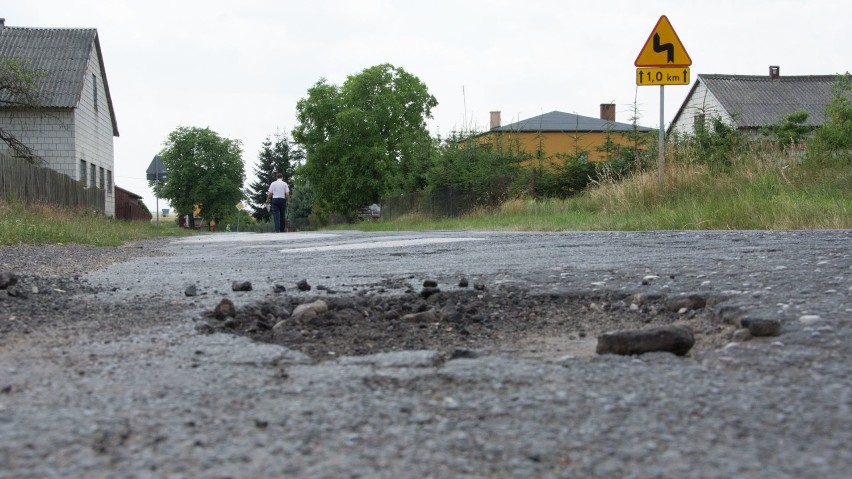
[
  {"x1": 146, "y1": 155, "x2": 168, "y2": 226},
  {"x1": 235, "y1": 202, "x2": 245, "y2": 232},
  {"x1": 634, "y1": 15, "x2": 692, "y2": 189}
]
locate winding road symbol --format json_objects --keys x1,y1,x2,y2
[
  {"x1": 634, "y1": 15, "x2": 691, "y2": 67},
  {"x1": 652, "y1": 33, "x2": 674, "y2": 63}
]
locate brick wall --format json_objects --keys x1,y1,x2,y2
[{"x1": 0, "y1": 109, "x2": 76, "y2": 175}]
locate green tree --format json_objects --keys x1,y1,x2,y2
[
  {"x1": 154, "y1": 126, "x2": 245, "y2": 228},
  {"x1": 809, "y1": 72, "x2": 852, "y2": 163},
  {"x1": 766, "y1": 110, "x2": 814, "y2": 150},
  {"x1": 292, "y1": 63, "x2": 438, "y2": 215},
  {"x1": 427, "y1": 131, "x2": 526, "y2": 205},
  {"x1": 620, "y1": 98, "x2": 653, "y2": 172},
  {"x1": 246, "y1": 131, "x2": 303, "y2": 222},
  {"x1": 0, "y1": 57, "x2": 45, "y2": 164},
  {"x1": 287, "y1": 169, "x2": 315, "y2": 229}
]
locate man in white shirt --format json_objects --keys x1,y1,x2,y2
[{"x1": 266, "y1": 173, "x2": 290, "y2": 232}]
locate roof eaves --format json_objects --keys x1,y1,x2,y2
[{"x1": 92, "y1": 33, "x2": 119, "y2": 137}]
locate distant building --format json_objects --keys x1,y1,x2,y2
[
  {"x1": 669, "y1": 66, "x2": 848, "y2": 138},
  {"x1": 480, "y1": 106, "x2": 653, "y2": 165},
  {"x1": 114, "y1": 186, "x2": 152, "y2": 221},
  {"x1": 0, "y1": 18, "x2": 119, "y2": 216}
]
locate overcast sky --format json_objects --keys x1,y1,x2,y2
[{"x1": 6, "y1": 0, "x2": 851, "y2": 213}]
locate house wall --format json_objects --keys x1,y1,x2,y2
[
  {"x1": 669, "y1": 81, "x2": 734, "y2": 135},
  {"x1": 0, "y1": 109, "x2": 76, "y2": 175},
  {"x1": 486, "y1": 130, "x2": 649, "y2": 166},
  {"x1": 75, "y1": 44, "x2": 116, "y2": 217},
  {"x1": 0, "y1": 42, "x2": 116, "y2": 216}
]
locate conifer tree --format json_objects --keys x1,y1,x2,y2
[{"x1": 248, "y1": 132, "x2": 303, "y2": 222}]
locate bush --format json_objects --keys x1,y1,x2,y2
[{"x1": 807, "y1": 72, "x2": 852, "y2": 165}]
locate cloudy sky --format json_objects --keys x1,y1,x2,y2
[{"x1": 5, "y1": 0, "x2": 851, "y2": 212}]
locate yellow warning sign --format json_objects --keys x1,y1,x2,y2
[
  {"x1": 636, "y1": 67, "x2": 690, "y2": 86},
  {"x1": 635, "y1": 15, "x2": 692, "y2": 67}
]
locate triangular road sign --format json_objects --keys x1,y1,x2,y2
[
  {"x1": 146, "y1": 154, "x2": 168, "y2": 181},
  {"x1": 635, "y1": 15, "x2": 692, "y2": 67}
]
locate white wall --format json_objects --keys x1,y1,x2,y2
[
  {"x1": 76, "y1": 45, "x2": 116, "y2": 217},
  {"x1": 670, "y1": 80, "x2": 734, "y2": 135}
]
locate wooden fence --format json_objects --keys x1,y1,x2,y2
[{"x1": 0, "y1": 152, "x2": 104, "y2": 212}]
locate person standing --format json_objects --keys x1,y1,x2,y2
[{"x1": 266, "y1": 173, "x2": 290, "y2": 233}]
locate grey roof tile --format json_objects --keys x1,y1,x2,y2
[
  {"x1": 699, "y1": 74, "x2": 843, "y2": 128},
  {"x1": 492, "y1": 110, "x2": 652, "y2": 133},
  {"x1": 0, "y1": 25, "x2": 118, "y2": 136}
]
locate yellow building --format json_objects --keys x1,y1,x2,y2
[{"x1": 481, "y1": 105, "x2": 654, "y2": 166}]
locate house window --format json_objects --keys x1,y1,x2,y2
[
  {"x1": 106, "y1": 170, "x2": 113, "y2": 195},
  {"x1": 79, "y1": 160, "x2": 87, "y2": 185},
  {"x1": 99, "y1": 167, "x2": 105, "y2": 190},
  {"x1": 90, "y1": 164, "x2": 96, "y2": 188},
  {"x1": 92, "y1": 73, "x2": 98, "y2": 113}
]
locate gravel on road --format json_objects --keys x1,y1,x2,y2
[{"x1": 0, "y1": 230, "x2": 850, "y2": 478}]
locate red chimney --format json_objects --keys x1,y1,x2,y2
[
  {"x1": 490, "y1": 111, "x2": 501, "y2": 130},
  {"x1": 600, "y1": 103, "x2": 615, "y2": 122}
]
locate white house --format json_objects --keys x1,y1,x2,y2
[
  {"x1": 669, "y1": 66, "x2": 844, "y2": 138},
  {"x1": 0, "y1": 18, "x2": 118, "y2": 216}
]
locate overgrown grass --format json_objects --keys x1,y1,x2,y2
[
  {"x1": 6, "y1": 147, "x2": 850, "y2": 245},
  {"x1": 337, "y1": 147, "x2": 852, "y2": 231},
  {"x1": 0, "y1": 201, "x2": 193, "y2": 246}
]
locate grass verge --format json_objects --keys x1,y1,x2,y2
[
  {"x1": 336, "y1": 151, "x2": 852, "y2": 232},
  {"x1": 0, "y1": 201, "x2": 193, "y2": 246}
]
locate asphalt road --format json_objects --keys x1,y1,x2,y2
[{"x1": 1, "y1": 229, "x2": 850, "y2": 478}]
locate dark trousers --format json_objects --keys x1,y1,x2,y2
[{"x1": 271, "y1": 198, "x2": 287, "y2": 232}]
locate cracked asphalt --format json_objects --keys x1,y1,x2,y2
[{"x1": 1, "y1": 229, "x2": 850, "y2": 478}]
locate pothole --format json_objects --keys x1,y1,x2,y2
[{"x1": 198, "y1": 283, "x2": 737, "y2": 362}]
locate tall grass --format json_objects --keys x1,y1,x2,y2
[
  {"x1": 0, "y1": 200, "x2": 193, "y2": 246},
  {"x1": 342, "y1": 143, "x2": 852, "y2": 231}
]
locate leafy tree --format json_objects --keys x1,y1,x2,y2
[
  {"x1": 808, "y1": 72, "x2": 852, "y2": 163},
  {"x1": 292, "y1": 63, "x2": 438, "y2": 215},
  {"x1": 0, "y1": 57, "x2": 45, "y2": 164},
  {"x1": 246, "y1": 131, "x2": 303, "y2": 222},
  {"x1": 154, "y1": 126, "x2": 245, "y2": 228}
]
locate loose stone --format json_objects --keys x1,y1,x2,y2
[
  {"x1": 731, "y1": 328, "x2": 752, "y2": 342},
  {"x1": 798, "y1": 315, "x2": 822, "y2": 325},
  {"x1": 214, "y1": 298, "x2": 236, "y2": 319},
  {"x1": 0, "y1": 271, "x2": 17, "y2": 289},
  {"x1": 292, "y1": 300, "x2": 329, "y2": 320},
  {"x1": 740, "y1": 317, "x2": 782, "y2": 337},
  {"x1": 596, "y1": 325, "x2": 695, "y2": 356}
]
